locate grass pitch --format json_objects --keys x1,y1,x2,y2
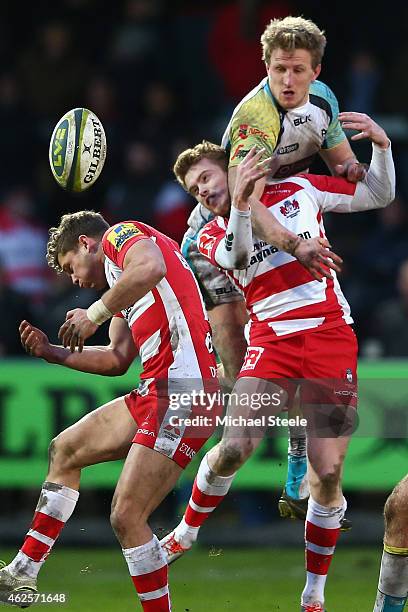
[{"x1": 1, "y1": 546, "x2": 380, "y2": 611}]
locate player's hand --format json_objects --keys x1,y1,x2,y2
[
  {"x1": 19, "y1": 320, "x2": 51, "y2": 359},
  {"x1": 233, "y1": 146, "x2": 271, "y2": 207},
  {"x1": 334, "y1": 160, "x2": 368, "y2": 183},
  {"x1": 339, "y1": 112, "x2": 390, "y2": 149},
  {"x1": 58, "y1": 308, "x2": 98, "y2": 353},
  {"x1": 293, "y1": 237, "x2": 342, "y2": 282}
]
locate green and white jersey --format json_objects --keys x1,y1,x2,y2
[{"x1": 222, "y1": 78, "x2": 346, "y2": 179}]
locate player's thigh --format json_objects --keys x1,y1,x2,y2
[
  {"x1": 112, "y1": 443, "x2": 182, "y2": 517},
  {"x1": 53, "y1": 396, "x2": 136, "y2": 467},
  {"x1": 208, "y1": 301, "x2": 248, "y2": 379},
  {"x1": 221, "y1": 376, "x2": 286, "y2": 446}
]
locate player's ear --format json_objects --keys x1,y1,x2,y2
[
  {"x1": 78, "y1": 234, "x2": 91, "y2": 251},
  {"x1": 312, "y1": 63, "x2": 322, "y2": 81}
]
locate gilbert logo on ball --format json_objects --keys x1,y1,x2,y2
[{"x1": 49, "y1": 108, "x2": 107, "y2": 192}]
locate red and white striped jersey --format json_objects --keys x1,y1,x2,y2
[
  {"x1": 102, "y1": 221, "x2": 215, "y2": 379},
  {"x1": 197, "y1": 174, "x2": 356, "y2": 343}
]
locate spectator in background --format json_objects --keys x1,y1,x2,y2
[
  {"x1": 355, "y1": 196, "x2": 408, "y2": 296},
  {"x1": 369, "y1": 259, "x2": 408, "y2": 357},
  {"x1": 103, "y1": 139, "x2": 160, "y2": 225},
  {"x1": 0, "y1": 187, "x2": 50, "y2": 307},
  {"x1": 345, "y1": 50, "x2": 380, "y2": 115},
  {"x1": 0, "y1": 258, "x2": 32, "y2": 357},
  {"x1": 153, "y1": 181, "x2": 194, "y2": 244},
  {"x1": 109, "y1": 0, "x2": 166, "y2": 117},
  {"x1": 0, "y1": 74, "x2": 35, "y2": 190},
  {"x1": 207, "y1": 0, "x2": 292, "y2": 102},
  {"x1": 138, "y1": 80, "x2": 193, "y2": 171},
  {"x1": 16, "y1": 21, "x2": 88, "y2": 131}
]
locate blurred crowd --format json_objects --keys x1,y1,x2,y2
[{"x1": 1, "y1": 0, "x2": 408, "y2": 358}]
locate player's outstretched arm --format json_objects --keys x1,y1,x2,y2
[
  {"x1": 319, "y1": 137, "x2": 366, "y2": 182},
  {"x1": 21, "y1": 317, "x2": 137, "y2": 375},
  {"x1": 319, "y1": 113, "x2": 395, "y2": 214}
]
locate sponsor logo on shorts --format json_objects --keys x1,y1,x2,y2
[
  {"x1": 241, "y1": 347, "x2": 264, "y2": 371},
  {"x1": 239, "y1": 124, "x2": 269, "y2": 140},
  {"x1": 163, "y1": 424, "x2": 181, "y2": 440},
  {"x1": 277, "y1": 143, "x2": 299, "y2": 155},
  {"x1": 333, "y1": 390, "x2": 358, "y2": 398},
  {"x1": 137, "y1": 428, "x2": 156, "y2": 437},
  {"x1": 179, "y1": 442, "x2": 196, "y2": 460},
  {"x1": 280, "y1": 198, "x2": 300, "y2": 219},
  {"x1": 107, "y1": 223, "x2": 143, "y2": 251}
]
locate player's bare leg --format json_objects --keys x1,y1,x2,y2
[
  {"x1": 0, "y1": 397, "x2": 136, "y2": 604},
  {"x1": 300, "y1": 432, "x2": 351, "y2": 612},
  {"x1": 161, "y1": 376, "x2": 286, "y2": 562},
  {"x1": 207, "y1": 301, "x2": 247, "y2": 383},
  {"x1": 110, "y1": 444, "x2": 183, "y2": 611},
  {"x1": 373, "y1": 474, "x2": 408, "y2": 611}
]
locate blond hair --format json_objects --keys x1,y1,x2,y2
[
  {"x1": 46, "y1": 210, "x2": 109, "y2": 272},
  {"x1": 261, "y1": 16, "x2": 326, "y2": 68},
  {"x1": 173, "y1": 141, "x2": 228, "y2": 191}
]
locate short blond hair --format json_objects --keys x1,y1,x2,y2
[
  {"x1": 173, "y1": 141, "x2": 228, "y2": 191},
  {"x1": 46, "y1": 210, "x2": 109, "y2": 273},
  {"x1": 261, "y1": 16, "x2": 326, "y2": 68}
]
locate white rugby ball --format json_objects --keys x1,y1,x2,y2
[{"x1": 49, "y1": 108, "x2": 107, "y2": 192}]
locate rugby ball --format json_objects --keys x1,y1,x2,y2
[{"x1": 49, "y1": 108, "x2": 107, "y2": 192}]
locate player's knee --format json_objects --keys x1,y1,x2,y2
[
  {"x1": 110, "y1": 495, "x2": 145, "y2": 538},
  {"x1": 315, "y1": 462, "x2": 342, "y2": 491},
  {"x1": 218, "y1": 439, "x2": 253, "y2": 472},
  {"x1": 48, "y1": 434, "x2": 78, "y2": 470},
  {"x1": 385, "y1": 477, "x2": 408, "y2": 526}
]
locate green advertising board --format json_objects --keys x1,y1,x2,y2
[{"x1": 0, "y1": 359, "x2": 406, "y2": 491}]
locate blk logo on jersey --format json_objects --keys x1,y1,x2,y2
[
  {"x1": 294, "y1": 115, "x2": 311, "y2": 127},
  {"x1": 280, "y1": 198, "x2": 300, "y2": 219}
]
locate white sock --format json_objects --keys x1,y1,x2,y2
[
  {"x1": 174, "y1": 453, "x2": 235, "y2": 548},
  {"x1": 123, "y1": 535, "x2": 171, "y2": 610},
  {"x1": 7, "y1": 481, "x2": 79, "y2": 580},
  {"x1": 377, "y1": 550, "x2": 408, "y2": 598},
  {"x1": 302, "y1": 496, "x2": 346, "y2": 606}
]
